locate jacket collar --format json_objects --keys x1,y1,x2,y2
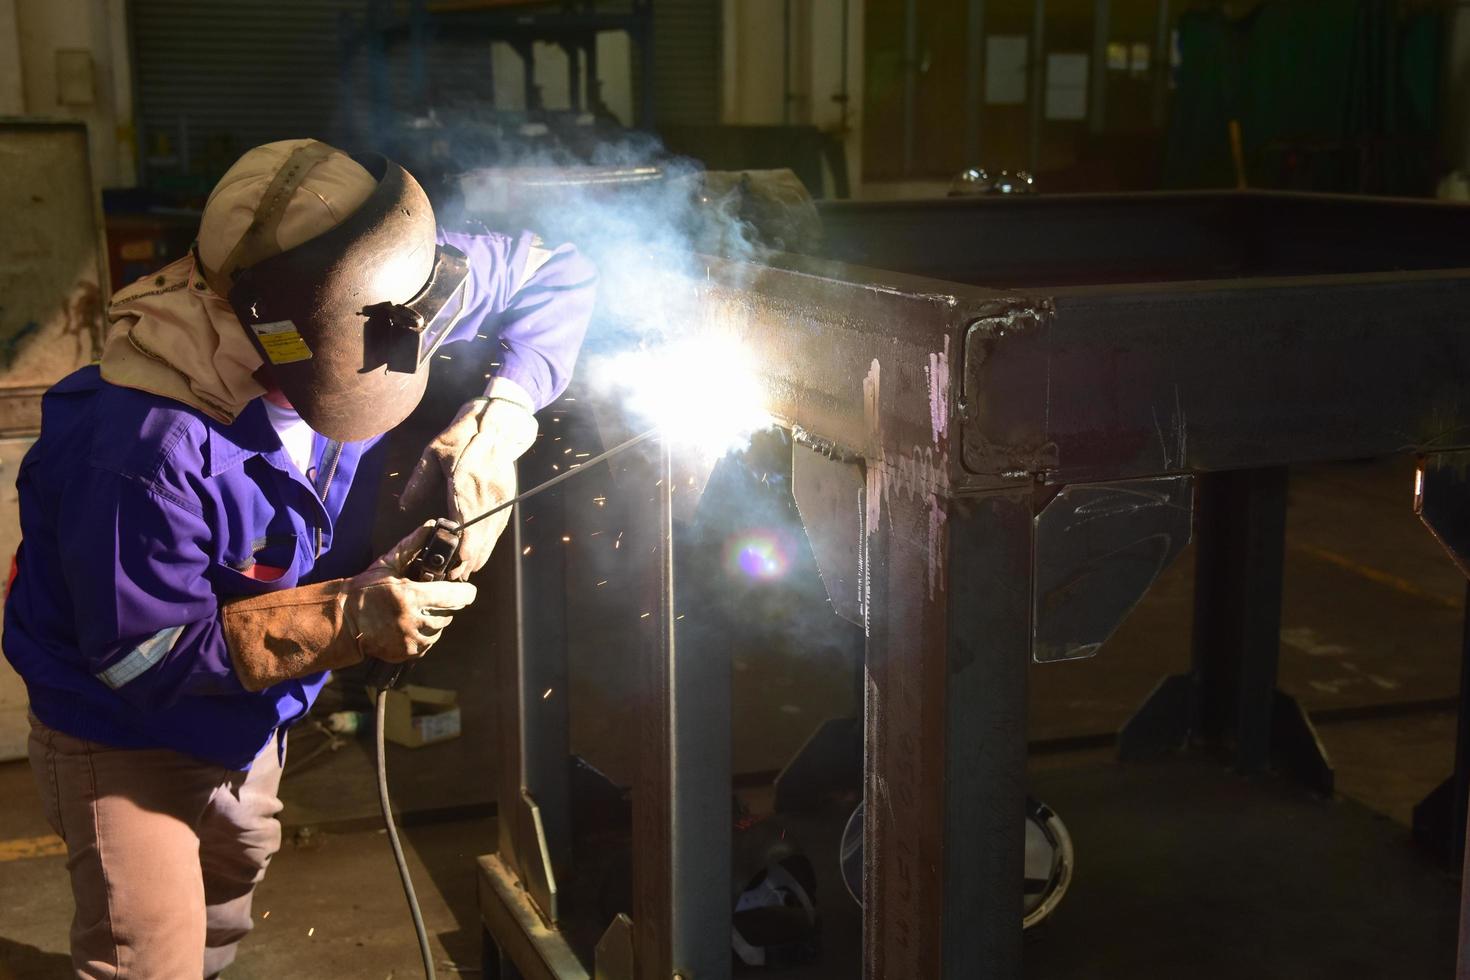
[{"x1": 202, "y1": 398, "x2": 296, "y2": 477}]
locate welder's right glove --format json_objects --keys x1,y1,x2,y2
[{"x1": 221, "y1": 524, "x2": 478, "y2": 692}]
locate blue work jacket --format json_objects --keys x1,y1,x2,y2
[{"x1": 3, "y1": 228, "x2": 594, "y2": 769}]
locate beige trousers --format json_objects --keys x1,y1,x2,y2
[{"x1": 27, "y1": 715, "x2": 285, "y2": 979}]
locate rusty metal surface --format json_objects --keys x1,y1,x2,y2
[
  {"x1": 684, "y1": 254, "x2": 1034, "y2": 494},
  {"x1": 964, "y1": 274, "x2": 1470, "y2": 485},
  {"x1": 478, "y1": 854, "x2": 590, "y2": 980},
  {"x1": 816, "y1": 191, "x2": 1470, "y2": 289},
  {"x1": 480, "y1": 192, "x2": 1470, "y2": 979}
]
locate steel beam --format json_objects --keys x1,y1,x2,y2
[
  {"x1": 864, "y1": 484, "x2": 1031, "y2": 977},
  {"x1": 629, "y1": 437, "x2": 732, "y2": 980}
]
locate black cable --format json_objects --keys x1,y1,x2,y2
[{"x1": 376, "y1": 688, "x2": 436, "y2": 980}]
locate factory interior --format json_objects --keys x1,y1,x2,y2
[{"x1": 4, "y1": 1, "x2": 1470, "y2": 979}]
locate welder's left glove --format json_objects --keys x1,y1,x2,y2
[{"x1": 399, "y1": 379, "x2": 539, "y2": 581}]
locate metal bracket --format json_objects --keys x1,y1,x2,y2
[
  {"x1": 594, "y1": 913, "x2": 636, "y2": 980},
  {"x1": 790, "y1": 442, "x2": 866, "y2": 628},
  {"x1": 1032, "y1": 475, "x2": 1194, "y2": 662},
  {"x1": 518, "y1": 791, "x2": 560, "y2": 925},
  {"x1": 1416, "y1": 451, "x2": 1470, "y2": 575}
]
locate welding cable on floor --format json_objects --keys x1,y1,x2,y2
[
  {"x1": 371, "y1": 426, "x2": 658, "y2": 980},
  {"x1": 376, "y1": 689, "x2": 436, "y2": 980}
]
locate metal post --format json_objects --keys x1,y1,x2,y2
[
  {"x1": 1089, "y1": 0, "x2": 1108, "y2": 134},
  {"x1": 965, "y1": 0, "x2": 986, "y2": 164},
  {"x1": 1028, "y1": 0, "x2": 1046, "y2": 174},
  {"x1": 562, "y1": 40, "x2": 583, "y2": 113},
  {"x1": 367, "y1": 0, "x2": 389, "y2": 140},
  {"x1": 784, "y1": 0, "x2": 793, "y2": 126},
  {"x1": 903, "y1": 0, "x2": 919, "y2": 175},
  {"x1": 864, "y1": 488, "x2": 1029, "y2": 977},
  {"x1": 517, "y1": 476, "x2": 572, "y2": 895},
  {"x1": 1192, "y1": 468, "x2": 1288, "y2": 772},
  {"x1": 410, "y1": 0, "x2": 429, "y2": 115},
  {"x1": 637, "y1": 0, "x2": 655, "y2": 128},
  {"x1": 633, "y1": 436, "x2": 731, "y2": 980},
  {"x1": 1460, "y1": 801, "x2": 1470, "y2": 979},
  {"x1": 584, "y1": 35, "x2": 603, "y2": 115},
  {"x1": 1151, "y1": 0, "x2": 1171, "y2": 128}
]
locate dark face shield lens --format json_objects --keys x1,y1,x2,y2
[
  {"x1": 419, "y1": 280, "x2": 466, "y2": 359},
  {"x1": 360, "y1": 245, "x2": 470, "y2": 375}
]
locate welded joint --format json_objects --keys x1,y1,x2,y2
[
  {"x1": 791, "y1": 423, "x2": 864, "y2": 465},
  {"x1": 956, "y1": 302, "x2": 1052, "y2": 419}
]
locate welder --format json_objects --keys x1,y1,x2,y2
[{"x1": 1, "y1": 138, "x2": 594, "y2": 979}]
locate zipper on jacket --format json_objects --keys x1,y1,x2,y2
[{"x1": 313, "y1": 441, "x2": 343, "y2": 557}]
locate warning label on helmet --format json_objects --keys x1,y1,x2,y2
[{"x1": 250, "y1": 320, "x2": 313, "y2": 364}]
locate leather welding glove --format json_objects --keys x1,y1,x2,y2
[
  {"x1": 398, "y1": 380, "x2": 539, "y2": 581},
  {"x1": 221, "y1": 523, "x2": 478, "y2": 692}
]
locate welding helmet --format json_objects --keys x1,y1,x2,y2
[{"x1": 198, "y1": 139, "x2": 469, "y2": 442}]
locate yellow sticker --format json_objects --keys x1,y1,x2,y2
[{"x1": 250, "y1": 320, "x2": 313, "y2": 364}]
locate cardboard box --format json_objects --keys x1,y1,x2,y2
[{"x1": 382, "y1": 684, "x2": 462, "y2": 748}]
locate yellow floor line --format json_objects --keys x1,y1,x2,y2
[
  {"x1": 1289, "y1": 543, "x2": 1462, "y2": 611},
  {"x1": 0, "y1": 833, "x2": 65, "y2": 862}
]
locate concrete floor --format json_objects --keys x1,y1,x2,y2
[{"x1": 0, "y1": 456, "x2": 1465, "y2": 978}]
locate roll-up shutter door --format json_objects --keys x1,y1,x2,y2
[
  {"x1": 132, "y1": 0, "x2": 721, "y2": 178},
  {"x1": 131, "y1": 0, "x2": 358, "y2": 178}
]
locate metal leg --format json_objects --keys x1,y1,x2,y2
[
  {"x1": 1413, "y1": 453, "x2": 1470, "y2": 867},
  {"x1": 483, "y1": 926, "x2": 522, "y2": 980},
  {"x1": 1414, "y1": 584, "x2": 1470, "y2": 866},
  {"x1": 1118, "y1": 468, "x2": 1333, "y2": 793},
  {"x1": 1194, "y1": 467, "x2": 1288, "y2": 772},
  {"x1": 1459, "y1": 825, "x2": 1470, "y2": 979},
  {"x1": 864, "y1": 488, "x2": 1029, "y2": 978},
  {"x1": 515, "y1": 442, "x2": 572, "y2": 919},
  {"x1": 631, "y1": 437, "x2": 732, "y2": 980}
]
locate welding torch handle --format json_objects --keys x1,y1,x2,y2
[
  {"x1": 367, "y1": 428, "x2": 657, "y2": 692},
  {"x1": 365, "y1": 519, "x2": 463, "y2": 692}
]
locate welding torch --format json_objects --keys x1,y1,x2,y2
[{"x1": 365, "y1": 426, "x2": 658, "y2": 691}]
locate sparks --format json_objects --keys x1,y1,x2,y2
[
  {"x1": 542, "y1": 687, "x2": 553, "y2": 700},
  {"x1": 640, "y1": 612, "x2": 651, "y2": 618},
  {"x1": 307, "y1": 927, "x2": 315, "y2": 937},
  {"x1": 522, "y1": 546, "x2": 532, "y2": 555},
  {"x1": 596, "y1": 580, "x2": 607, "y2": 586},
  {"x1": 561, "y1": 535, "x2": 571, "y2": 543}
]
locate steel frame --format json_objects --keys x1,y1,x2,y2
[{"x1": 479, "y1": 191, "x2": 1470, "y2": 978}]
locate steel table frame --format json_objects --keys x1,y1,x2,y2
[{"x1": 479, "y1": 191, "x2": 1470, "y2": 978}]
